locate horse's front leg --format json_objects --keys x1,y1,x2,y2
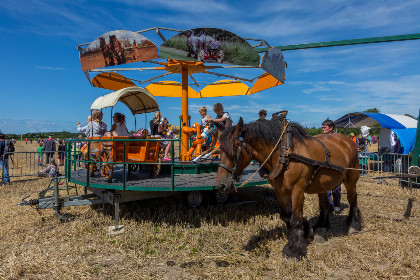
[
  {"x1": 282, "y1": 187, "x2": 308, "y2": 259},
  {"x1": 273, "y1": 183, "x2": 291, "y2": 228},
  {"x1": 313, "y1": 193, "x2": 330, "y2": 243}
]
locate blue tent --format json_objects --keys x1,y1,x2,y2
[
  {"x1": 335, "y1": 112, "x2": 418, "y2": 154},
  {"x1": 392, "y1": 128, "x2": 417, "y2": 154}
]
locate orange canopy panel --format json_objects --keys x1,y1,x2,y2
[
  {"x1": 146, "y1": 81, "x2": 199, "y2": 98},
  {"x1": 250, "y1": 72, "x2": 284, "y2": 94},
  {"x1": 92, "y1": 72, "x2": 136, "y2": 91},
  {"x1": 198, "y1": 80, "x2": 250, "y2": 97}
]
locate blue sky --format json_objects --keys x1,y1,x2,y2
[{"x1": 1, "y1": 0, "x2": 419, "y2": 134}]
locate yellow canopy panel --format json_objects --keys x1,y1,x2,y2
[
  {"x1": 250, "y1": 72, "x2": 283, "y2": 95},
  {"x1": 146, "y1": 81, "x2": 199, "y2": 98},
  {"x1": 92, "y1": 72, "x2": 136, "y2": 91},
  {"x1": 198, "y1": 80, "x2": 250, "y2": 97}
]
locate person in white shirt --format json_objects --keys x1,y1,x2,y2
[{"x1": 109, "y1": 112, "x2": 130, "y2": 136}]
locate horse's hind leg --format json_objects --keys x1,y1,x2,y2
[
  {"x1": 344, "y1": 171, "x2": 362, "y2": 234},
  {"x1": 313, "y1": 193, "x2": 330, "y2": 243}
]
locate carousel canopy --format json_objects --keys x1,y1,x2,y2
[{"x1": 90, "y1": 87, "x2": 159, "y2": 115}]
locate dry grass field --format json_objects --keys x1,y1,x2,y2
[{"x1": 0, "y1": 142, "x2": 419, "y2": 279}]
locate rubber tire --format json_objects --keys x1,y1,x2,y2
[
  {"x1": 186, "y1": 191, "x2": 203, "y2": 208},
  {"x1": 213, "y1": 190, "x2": 228, "y2": 204}
]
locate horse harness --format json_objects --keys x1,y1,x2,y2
[
  {"x1": 218, "y1": 136, "x2": 252, "y2": 182},
  {"x1": 268, "y1": 111, "x2": 345, "y2": 190},
  {"x1": 218, "y1": 111, "x2": 345, "y2": 190}
]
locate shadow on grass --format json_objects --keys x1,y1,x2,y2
[{"x1": 91, "y1": 185, "x2": 280, "y2": 228}]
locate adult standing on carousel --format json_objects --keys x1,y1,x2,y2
[{"x1": 322, "y1": 119, "x2": 341, "y2": 213}]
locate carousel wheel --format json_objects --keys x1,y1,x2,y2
[
  {"x1": 100, "y1": 149, "x2": 113, "y2": 182},
  {"x1": 185, "y1": 191, "x2": 203, "y2": 208}
]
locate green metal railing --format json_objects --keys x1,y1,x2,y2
[{"x1": 66, "y1": 138, "x2": 179, "y2": 191}]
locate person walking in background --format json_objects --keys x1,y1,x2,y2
[
  {"x1": 0, "y1": 133, "x2": 10, "y2": 184},
  {"x1": 57, "y1": 140, "x2": 65, "y2": 166},
  {"x1": 43, "y1": 135, "x2": 56, "y2": 165},
  {"x1": 37, "y1": 142, "x2": 44, "y2": 166},
  {"x1": 321, "y1": 119, "x2": 341, "y2": 213},
  {"x1": 349, "y1": 133, "x2": 357, "y2": 144},
  {"x1": 393, "y1": 133, "x2": 402, "y2": 154}
]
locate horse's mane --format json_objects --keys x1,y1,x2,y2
[{"x1": 219, "y1": 119, "x2": 311, "y2": 159}]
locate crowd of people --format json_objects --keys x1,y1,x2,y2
[{"x1": 1, "y1": 106, "x2": 400, "y2": 186}]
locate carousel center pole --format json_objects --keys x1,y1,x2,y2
[{"x1": 181, "y1": 64, "x2": 190, "y2": 161}]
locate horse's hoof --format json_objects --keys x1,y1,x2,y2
[
  {"x1": 313, "y1": 228, "x2": 328, "y2": 243},
  {"x1": 282, "y1": 243, "x2": 307, "y2": 260},
  {"x1": 348, "y1": 227, "x2": 361, "y2": 234}
]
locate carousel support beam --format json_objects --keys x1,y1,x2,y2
[
  {"x1": 181, "y1": 64, "x2": 190, "y2": 161},
  {"x1": 256, "y1": 33, "x2": 420, "y2": 52}
]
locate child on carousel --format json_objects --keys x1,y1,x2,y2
[
  {"x1": 198, "y1": 106, "x2": 215, "y2": 148},
  {"x1": 208, "y1": 102, "x2": 233, "y2": 129}
]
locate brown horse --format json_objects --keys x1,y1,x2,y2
[{"x1": 216, "y1": 117, "x2": 361, "y2": 259}]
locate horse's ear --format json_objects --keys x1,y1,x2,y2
[{"x1": 233, "y1": 117, "x2": 243, "y2": 137}]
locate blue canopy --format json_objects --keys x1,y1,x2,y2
[
  {"x1": 363, "y1": 113, "x2": 406, "y2": 129},
  {"x1": 393, "y1": 128, "x2": 417, "y2": 154},
  {"x1": 334, "y1": 112, "x2": 411, "y2": 129}
]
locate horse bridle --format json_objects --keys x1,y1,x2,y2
[{"x1": 218, "y1": 136, "x2": 252, "y2": 182}]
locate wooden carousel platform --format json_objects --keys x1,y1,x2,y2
[{"x1": 69, "y1": 159, "x2": 268, "y2": 192}]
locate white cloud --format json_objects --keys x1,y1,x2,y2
[{"x1": 35, "y1": 66, "x2": 66, "y2": 71}]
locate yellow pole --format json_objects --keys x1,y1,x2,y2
[{"x1": 181, "y1": 64, "x2": 190, "y2": 161}]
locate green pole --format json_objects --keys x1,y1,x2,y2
[
  {"x1": 256, "y1": 33, "x2": 420, "y2": 53},
  {"x1": 412, "y1": 109, "x2": 420, "y2": 167}
]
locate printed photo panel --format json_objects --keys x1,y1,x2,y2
[
  {"x1": 159, "y1": 28, "x2": 260, "y2": 67},
  {"x1": 80, "y1": 30, "x2": 158, "y2": 71}
]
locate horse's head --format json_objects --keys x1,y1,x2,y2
[{"x1": 216, "y1": 118, "x2": 253, "y2": 193}]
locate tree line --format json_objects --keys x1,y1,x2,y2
[{"x1": 4, "y1": 131, "x2": 82, "y2": 140}]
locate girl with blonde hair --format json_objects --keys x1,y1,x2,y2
[{"x1": 109, "y1": 112, "x2": 130, "y2": 136}]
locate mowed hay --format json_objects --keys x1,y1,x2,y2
[{"x1": 0, "y1": 142, "x2": 419, "y2": 279}]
